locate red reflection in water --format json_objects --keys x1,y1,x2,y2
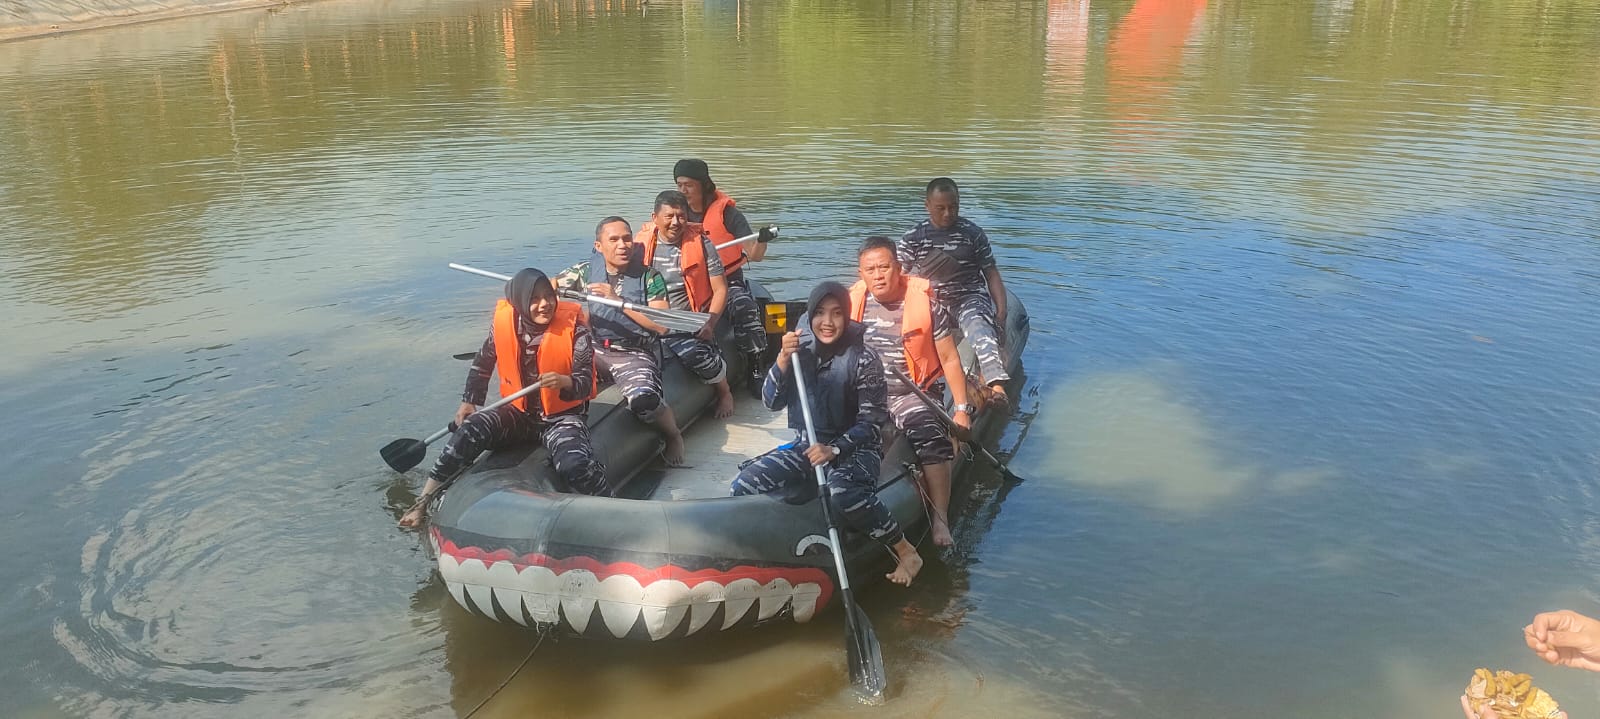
[{"x1": 1107, "y1": 0, "x2": 1207, "y2": 141}]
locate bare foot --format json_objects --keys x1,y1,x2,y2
[
  {"x1": 885, "y1": 540, "x2": 924, "y2": 586},
  {"x1": 714, "y1": 382, "x2": 736, "y2": 419},
  {"x1": 930, "y1": 514, "x2": 954, "y2": 548},
  {"x1": 663, "y1": 433, "x2": 688, "y2": 467}
]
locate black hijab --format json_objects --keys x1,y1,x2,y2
[
  {"x1": 505, "y1": 268, "x2": 555, "y2": 337},
  {"x1": 801, "y1": 280, "x2": 859, "y2": 361}
]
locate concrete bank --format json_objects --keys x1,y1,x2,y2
[{"x1": 0, "y1": 0, "x2": 297, "y2": 42}]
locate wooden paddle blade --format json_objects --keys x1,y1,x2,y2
[
  {"x1": 380, "y1": 438, "x2": 428, "y2": 472},
  {"x1": 847, "y1": 603, "x2": 887, "y2": 704}
]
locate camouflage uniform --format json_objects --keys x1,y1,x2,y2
[
  {"x1": 859, "y1": 291, "x2": 958, "y2": 465},
  {"x1": 553, "y1": 259, "x2": 670, "y2": 422},
  {"x1": 686, "y1": 203, "x2": 769, "y2": 359},
  {"x1": 899, "y1": 217, "x2": 1011, "y2": 387},
  {"x1": 731, "y1": 331, "x2": 902, "y2": 546},
  {"x1": 649, "y1": 235, "x2": 730, "y2": 385},
  {"x1": 429, "y1": 320, "x2": 608, "y2": 496}
]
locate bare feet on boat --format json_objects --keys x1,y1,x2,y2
[
  {"x1": 886, "y1": 539, "x2": 924, "y2": 586},
  {"x1": 662, "y1": 432, "x2": 689, "y2": 467},
  {"x1": 714, "y1": 380, "x2": 736, "y2": 419},
  {"x1": 930, "y1": 513, "x2": 954, "y2": 548}
]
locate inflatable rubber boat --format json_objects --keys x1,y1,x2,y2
[{"x1": 426, "y1": 281, "x2": 1029, "y2": 640}]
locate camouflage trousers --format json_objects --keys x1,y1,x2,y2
[
  {"x1": 730, "y1": 441, "x2": 903, "y2": 546},
  {"x1": 947, "y1": 289, "x2": 1010, "y2": 387},
  {"x1": 427, "y1": 406, "x2": 609, "y2": 496},
  {"x1": 661, "y1": 334, "x2": 727, "y2": 385},
  {"x1": 725, "y1": 271, "x2": 769, "y2": 357},
  {"x1": 596, "y1": 343, "x2": 664, "y2": 423},
  {"x1": 887, "y1": 387, "x2": 955, "y2": 465}
]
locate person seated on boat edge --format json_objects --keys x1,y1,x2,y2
[
  {"x1": 674, "y1": 158, "x2": 774, "y2": 397},
  {"x1": 899, "y1": 177, "x2": 1012, "y2": 412},
  {"x1": 730, "y1": 281, "x2": 924, "y2": 587},
  {"x1": 398, "y1": 268, "x2": 606, "y2": 528},
  {"x1": 552, "y1": 216, "x2": 690, "y2": 467},
  {"x1": 637, "y1": 189, "x2": 738, "y2": 420},
  {"x1": 851, "y1": 236, "x2": 973, "y2": 549}
]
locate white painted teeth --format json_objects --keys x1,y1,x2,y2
[{"x1": 437, "y1": 555, "x2": 825, "y2": 639}]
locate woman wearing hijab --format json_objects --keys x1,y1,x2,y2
[
  {"x1": 399, "y1": 268, "x2": 606, "y2": 528},
  {"x1": 730, "y1": 282, "x2": 924, "y2": 586}
]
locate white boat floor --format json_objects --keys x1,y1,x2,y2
[{"x1": 649, "y1": 396, "x2": 793, "y2": 501}]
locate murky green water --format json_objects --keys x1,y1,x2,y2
[{"x1": 3, "y1": 0, "x2": 1600, "y2": 716}]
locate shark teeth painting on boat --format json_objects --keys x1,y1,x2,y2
[{"x1": 436, "y1": 538, "x2": 833, "y2": 639}]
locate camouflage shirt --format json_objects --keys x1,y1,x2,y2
[
  {"x1": 650, "y1": 235, "x2": 724, "y2": 310},
  {"x1": 552, "y1": 260, "x2": 669, "y2": 303},
  {"x1": 859, "y1": 291, "x2": 954, "y2": 395},
  {"x1": 898, "y1": 217, "x2": 997, "y2": 297}
]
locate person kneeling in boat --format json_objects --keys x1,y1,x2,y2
[
  {"x1": 730, "y1": 282, "x2": 924, "y2": 586},
  {"x1": 553, "y1": 216, "x2": 690, "y2": 466},
  {"x1": 852, "y1": 236, "x2": 972, "y2": 548},
  {"x1": 399, "y1": 269, "x2": 606, "y2": 528},
  {"x1": 673, "y1": 158, "x2": 774, "y2": 394},
  {"x1": 899, "y1": 177, "x2": 1012, "y2": 411},
  {"x1": 638, "y1": 189, "x2": 738, "y2": 419}
]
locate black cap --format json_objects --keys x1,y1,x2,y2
[{"x1": 673, "y1": 158, "x2": 711, "y2": 183}]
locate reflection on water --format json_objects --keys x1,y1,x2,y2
[
  {"x1": 1, "y1": 0, "x2": 1599, "y2": 717},
  {"x1": 1040, "y1": 366, "x2": 1330, "y2": 511}
]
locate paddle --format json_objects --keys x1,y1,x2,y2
[
  {"x1": 887, "y1": 365, "x2": 1024, "y2": 484},
  {"x1": 379, "y1": 381, "x2": 545, "y2": 472},
  {"x1": 712, "y1": 224, "x2": 778, "y2": 252},
  {"x1": 447, "y1": 262, "x2": 712, "y2": 334},
  {"x1": 791, "y1": 349, "x2": 888, "y2": 704}
]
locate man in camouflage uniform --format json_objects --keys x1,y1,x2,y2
[
  {"x1": 852, "y1": 236, "x2": 974, "y2": 548},
  {"x1": 398, "y1": 268, "x2": 606, "y2": 528},
  {"x1": 673, "y1": 158, "x2": 773, "y2": 395},
  {"x1": 553, "y1": 216, "x2": 690, "y2": 466},
  {"x1": 639, "y1": 190, "x2": 737, "y2": 419},
  {"x1": 898, "y1": 177, "x2": 1013, "y2": 409}
]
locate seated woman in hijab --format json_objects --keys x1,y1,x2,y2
[
  {"x1": 730, "y1": 281, "x2": 923, "y2": 586},
  {"x1": 399, "y1": 268, "x2": 607, "y2": 528}
]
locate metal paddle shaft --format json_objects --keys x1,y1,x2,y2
[
  {"x1": 790, "y1": 351, "x2": 888, "y2": 704},
  {"x1": 712, "y1": 225, "x2": 777, "y2": 252},
  {"x1": 379, "y1": 381, "x2": 544, "y2": 472},
  {"x1": 447, "y1": 263, "x2": 711, "y2": 334},
  {"x1": 887, "y1": 365, "x2": 1023, "y2": 484}
]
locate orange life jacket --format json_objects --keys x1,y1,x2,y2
[
  {"x1": 849, "y1": 276, "x2": 942, "y2": 389},
  {"x1": 701, "y1": 190, "x2": 746, "y2": 274},
  {"x1": 492, "y1": 299, "x2": 594, "y2": 416},
  {"x1": 639, "y1": 222, "x2": 714, "y2": 312}
]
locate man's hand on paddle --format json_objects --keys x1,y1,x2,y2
[
  {"x1": 805, "y1": 443, "x2": 835, "y2": 467},
  {"x1": 695, "y1": 312, "x2": 720, "y2": 342},
  {"x1": 536, "y1": 372, "x2": 573, "y2": 392},
  {"x1": 454, "y1": 402, "x2": 478, "y2": 427},
  {"x1": 953, "y1": 409, "x2": 972, "y2": 430}
]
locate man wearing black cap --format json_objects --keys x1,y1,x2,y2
[
  {"x1": 730, "y1": 281, "x2": 924, "y2": 586},
  {"x1": 674, "y1": 158, "x2": 772, "y2": 394}
]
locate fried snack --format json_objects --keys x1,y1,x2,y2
[{"x1": 1464, "y1": 668, "x2": 1562, "y2": 718}]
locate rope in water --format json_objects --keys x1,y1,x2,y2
[{"x1": 461, "y1": 625, "x2": 550, "y2": 719}]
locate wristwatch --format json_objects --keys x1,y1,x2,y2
[
  {"x1": 827, "y1": 444, "x2": 841, "y2": 459},
  {"x1": 953, "y1": 403, "x2": 977, "y2": 415}
]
